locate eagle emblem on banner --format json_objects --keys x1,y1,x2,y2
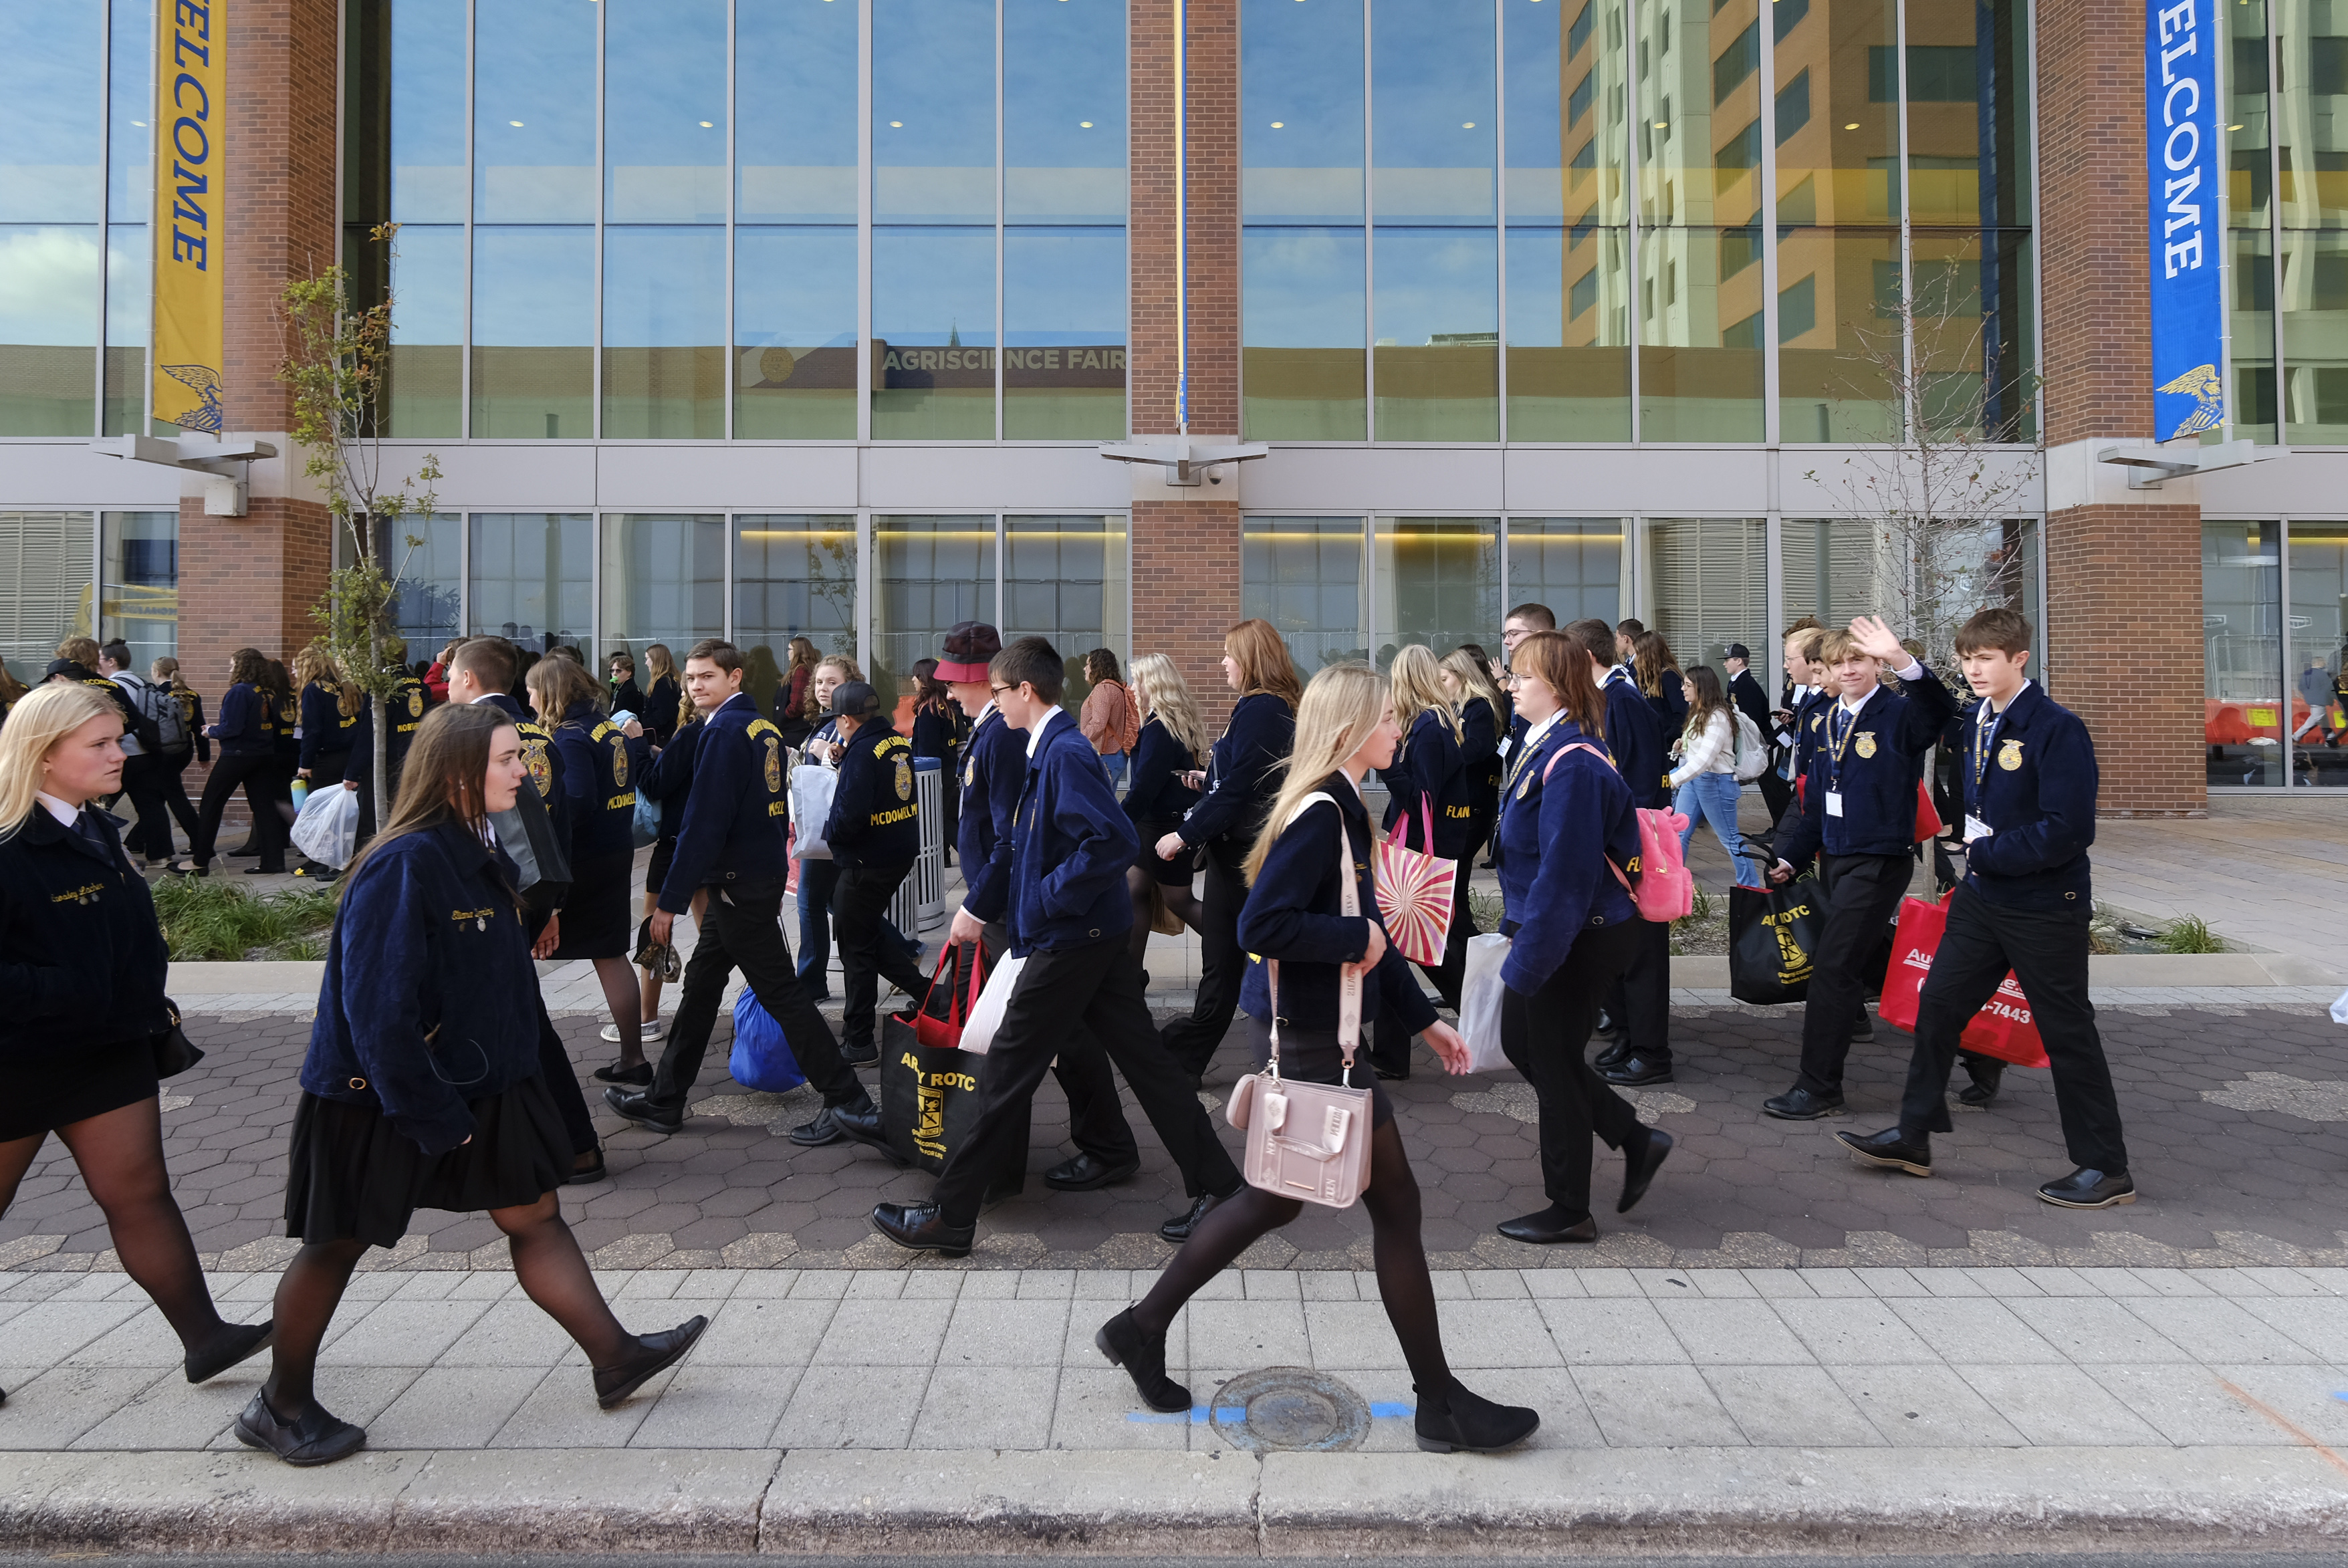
[{"x1": 2157, "y1": 364, "x2": 2224, "y2": 437}]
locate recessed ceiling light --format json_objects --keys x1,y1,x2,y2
[
  {"x1": 1080, "y1": 120, "x2": 1094, "y2": 128},
  {"x1": 509, "y1": 120, "x2": 524, "y2": 127},
  {"x1": 1271, "y1": 120, "x2": 1284, "y2": 128},
  {"x1": 890, "y1": 120, "x2": 903, "y2": 128},
  {"x1": 1462, "y1": 121, "x2": 1476, "y2": 128},
  {"x1": 1653, "y1": 120, "x2": 1667, "y2": 128},
  {"x1": 699, "y1": 120, "x2": 714, "y2": 128},
  {"x1": 1843, "y1": 122, "x2": 1860, "y2": 129},
  {"x1": 2228, "y1": 122, "x2": 2245, "y2": 130}
]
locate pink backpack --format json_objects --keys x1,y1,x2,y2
[{"x1": 1544, "y1": 742, "x2": 1695, "y2": 923}]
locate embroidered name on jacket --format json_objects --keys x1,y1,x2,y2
[
  {"x1": 52, "y1": 881, "x2": 104, "y2": 905},
  {"x1": 451, "y1": 906, "x2": 499, "y2": 930}
]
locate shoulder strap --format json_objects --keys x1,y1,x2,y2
[
  {"x1": 1536, "y1": 742, "x2": 1639, "y2": 898},
  {"x1": 1266, "y1": 791, "x2": 1363, "y2": 1081}
]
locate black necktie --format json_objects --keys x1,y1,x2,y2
[{"x1": 75, "y1": 810, "x2": 112, "y2": 858}]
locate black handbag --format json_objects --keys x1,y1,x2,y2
[
  {"x1": 152, "y1": 999, "x2": 206, "y2": 1078},
  {"x1": 489, "y1": 774, "x2": 572, "y2": 914},
  {"x1": 1728, "y1": 877, "x2": 1825, "y2": 1006}
]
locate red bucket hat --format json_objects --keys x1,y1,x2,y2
[{"x1": 935, "y1": 621, "x2": 1003, "y2": 684}]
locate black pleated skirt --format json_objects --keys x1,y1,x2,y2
[
  {"x1": 552, "y1": 846, "x2": 634, "y2": 958},
  {"x1": 1138, "y1": 818, "x2": 1199, "y2": 888},
  {"x1": 282, "y1": 1074, "x2": 571, "y2": 1248},
  {"x1": 0, "y1": 1035, "x2": 159, "y2": 1143}
]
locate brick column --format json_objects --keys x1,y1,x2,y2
[
  {"x1": 1129, "y1": 0, "x2": 1246, "y2": 729},
  {"x1": 2036, "y1": 0, "x2": 2207, "y2": 816}
]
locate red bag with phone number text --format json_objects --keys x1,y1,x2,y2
[{"x1": 1876, "y1": 893, "x2": 2050, "y2": 1068}]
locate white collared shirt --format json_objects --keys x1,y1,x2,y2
[
  {"x1": 1520, "y1": 711, "x2": 1562, "y2": 752},
  {"x1": 1024, "y1": 704, "x2": 1060, "y2": 759},
  {"x1": 34, "y1": 791, "x2": 80, "y2": 828}
]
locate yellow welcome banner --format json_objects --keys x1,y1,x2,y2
[{"x1": 153, "y1": 0, "x2": 224, "y2": 434}]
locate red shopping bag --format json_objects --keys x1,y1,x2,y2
[
  {"x1": 910, "y1": 944, "x2": 986, "y2": 1052},
  {"x1": 1374, "y1": 794, "x2": 1457, "y2": 966},
  {"x1": 1913, "y1": 779, "x2": 1942, "y2": 842},
  {"x1": 1877, "y1": 894, "x2": 2050, "y2": 1068},
  {"x1": 786, "y1": 823, "x2": 800, "y2": 895}
]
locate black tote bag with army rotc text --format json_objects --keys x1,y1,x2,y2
[{"x1": 1728, "y1": 875, "x2": 1825, "y2": 1006}]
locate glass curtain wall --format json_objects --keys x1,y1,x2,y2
[
  {"x1": 600, "y1": 515, "x2": 725, "y2": 674},
  {"x1": 1507, "y1": 517, "x2": 1628, "y2": 624},
  {"x1": 2204, "y1": 519, "x2": 2348, "y2": 789},
  {"x1": 0, "y1": 511, "x2": 96, "y2": 673},
  {"x1": 873, "y1": 517, "x2": 997, "y2": 714},
  {"x1": 98, "y1": 510, "x2": 177, "y2": 669},
  {"x1": 469, "y1": 513, "x2": 594, "y2": 653},
  {"x1": 2289, "y1": 523, "x2": 2348, "y2": 785},
  {"x1": 1373, "y1": 518, "x2": 1500, "y2": 659},
  {"x1": 2276, "y1": 1, "x2": 2348, "y2": 442},
  {"x1": 1637, "y1": 517, "x2": 1767, "y2": 667},
  {"x1": 389, "y1": 514, "x2": 465, "y2": 658},
  {"x1": 2230, "y1": 0, "x2": 2277, "y2": 442},
  {"x1": 733, "y1": 514, "x2": 858, "y2": 717}
]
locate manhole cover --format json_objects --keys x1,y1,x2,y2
[{"x1": 1209, "y1": 1367, "x2": 1371, "y2": 1453}]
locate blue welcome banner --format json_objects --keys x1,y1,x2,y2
[{"x1": 2147, "y1": 0, "x2": 2225, "y2": 440}]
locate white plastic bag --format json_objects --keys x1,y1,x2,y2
[
  {"x1": 957, "y1": 953, "x2": 1029, "y2": 1057},
  {"x1": 1457, "y1": 932, "x2": 1512, "y2": 1075},
  {"x1": 290, "y1": 784, "x2": 360, "y2": 869},
  {"x1": 2331, "y1": 987, "x2": 2348, "y2": 1027},
  {"x1": 789, "y1": 763, "x2": 837, "y2": 860}
]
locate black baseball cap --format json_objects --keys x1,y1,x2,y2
[
  {"x1": 828, "y1": 680, "x2": 881, "y2": 719},
  {"x1": 1725, "y1": 642, "x2": 1752, "y2": 660}
]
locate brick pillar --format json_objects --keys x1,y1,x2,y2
[
  {"x1": 1130, "y1": 0, "x2": 1246, "y2": 729},
  {"x1": 2036, "y1": 0, "x2": 2207, "y2": 816}
]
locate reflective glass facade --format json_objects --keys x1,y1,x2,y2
[{"x1": 2204, "y1": 519, "x2": 2348, "y2": 788}]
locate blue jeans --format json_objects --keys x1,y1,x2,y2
[
  {"x1": 797, "y1": 856, "x2": 917, "y2": 995},
  {"x1": 1675, "y1": 771, "x2": 1760, "y2": 888}
]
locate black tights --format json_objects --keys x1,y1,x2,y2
[
  {"x1": 0, "y1": 1097, "x2": 237, "y2": 1354},
  {"x1": 591, "y1": 954, "x2": 644, "y2": 1066},
  {"x1": 263, "y1": 1191, "x2": 629, "y2": 1420},
  {"x1": 1125, "y1": 865, "x2": 1205, "y2": 967},
  {"x1": 1130, "y1": 1118, "x2": 1454, "y2": 1400}
]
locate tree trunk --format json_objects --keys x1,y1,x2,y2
[{"x1": 372, "y1": 690, "x2": 390, "y2": 833}]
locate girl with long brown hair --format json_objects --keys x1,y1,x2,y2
[
  {"x1": 172, "y1": 648, "x2": 285, "y2": 876},
  {"x1": 1667, "y1": 662, "x2": 1759, "y2": 888},
  {"x1": 1121, "y1": 652, "x2": 1209, "y2": 964}
]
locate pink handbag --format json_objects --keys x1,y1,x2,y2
[
  {"x1": 1373, "y1": 793, "x2": 1457, "y2": 966},
  {"x1": 1225, "y1": 793, "x2": 1375, "y2": 1209}
]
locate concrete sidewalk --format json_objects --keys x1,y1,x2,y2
[{"x1": 6, "y1": 1262, "x2": 2348, "y2": 1553}]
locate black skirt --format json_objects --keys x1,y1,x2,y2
[
  {"x1": 1138, "y1": 818, "x2": 1201, "y2": 888},
  {"x1": 0, "y1": 1035, "x2": 160, "y2": 1142},
  {"x1": 282, "y1": 1074, "x2": 572, "y2": 1248},
  {"x1": 644, "y1": 834, "x2": 677, "y2": 897},
  {"x1": 1243, "y1": 1015, "x2": 1395, "y2": 1129},
  {"x1": 552, "y1": 847, "x2": 634, "y2": 958}
]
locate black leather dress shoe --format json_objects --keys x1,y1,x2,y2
[
  {"x1": 594, "y1": 1315, "x2": 709, "y2": 1408},
  {"x1": 872, "y1": 1201, "x2": 975, "y2": 1257},
  {"x1": 1415, "y1": 1378, "x2": 1540, "y2": 1453},
  {"x1": 825, "y1": 1101, "x2": 902, "y2": 1160},
  {"x1": 1848, "y1": 1005, "x2": 1875, "y2": 1041},
  {"x1": 1957, "y1": 1056, "x2": 2005, "y2": 1108},
  {"x1": 1158, "y1": 1192, "x2": 1222, "y2": 1243},
  {"x1": 1762, "y1": 1087, "x2": 1847, "y2": 1121},
  {"x1": 2038, "y1": 1167, "x2": 2136, "y2": 1208},
  {"x1": 566, "y1": 1152, "x2": 609, "y2": 1186},
  {"x1": 1593, "y1": 1037, "x2": 1631, "y2": 1070},
  {"x1": 604, "y1": 1087, "x2": 683, "y2": 1135},
  {"x1": 1618, "y1": 1128, "x2": 1673, "y2": 1214},
  {"x1": 234, "y1": 1392, "x2": 366, "y2": 1466},
  {"x1": 1600, "y1": 1052, "x2": 1674, "y2": 1086},
  {"x1": 185, "y1": 1320, "x2": 273, "y2": 1384},
  {"x1": 593, "y1": 1059, "x2": 653, "y2": 1087},
  {"x1": 838, "y1": 1038, "x2": 879, "y2": 1067},
  {"x1": 1835, "y1": 1126, "x2": 1932, "y2": 1177},
  {"x1": 1044, "y1": 1152, "x2": 1141, "y2": 1192},
  {"x1": 1096, "y1": 1307, "x2": 1190, "y2": 1412},
  {"x1": 1496, "y1": 1205, "x2": 1599, "y2": 1245}
]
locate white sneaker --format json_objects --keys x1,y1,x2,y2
[{"x1": 599, "y1": 1019, "x2": 668, "y2": 1044}]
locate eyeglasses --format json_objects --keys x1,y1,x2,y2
[{"x1": 989, "y1": 684, "x2": 1012, "y2": 696}]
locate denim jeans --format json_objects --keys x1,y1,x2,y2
[
  {"x1": 796, "y1": 855, "x2": 917, "y2": 995},
  {"x1": 1675, "y1": 771, "x2": 1760, "y2": 888}
]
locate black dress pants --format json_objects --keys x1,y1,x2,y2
[
  {"x1": 1794, "y1": 850, "x2": 1914, "y2": 1095},
  {"x1": 1899, "y1": 884, "x2": 2128, "y2": 1172},
  {"x1": 981, "y1": 921, "x2": 1139, "y2": 1170},
  {"x1": 1160, "y1": 847, "x2": 1248, "y2": 1079},
  {"x1": 1609, "y1": 918, "x2": 1673, "y2": 1063},
  {"x1": 935, "y1": 934, "x2": 1238, "y2": 1228},
  {"x1": 835, "y1": 859, "x2": 933, "y2": 1050},
  {"x1": 192, "y1": 752, "x2": 286, "y2": 868},
  {"x1": 1500, "y1": 918, "x2": 1645, "y2": 1216},
  {"x1": 1757, "y1": 759, "x2": 1794, "y2": 829},
  {"x1": 160, "y1": 751, "x2": 201, "y2": 841},
  {"x1": 651, "y1": 880, "x2": 866, "y2": 1116},
  {"x1": 116, "y1": 753, "x2": 172, "y2": 859}
]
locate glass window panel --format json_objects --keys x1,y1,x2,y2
[
  {"x1": 2230, "y1": 0, "x2": 2271, "y2": 232},
  {"x1": 1244, "y1": 226, "x2": 1367, "y2": 439},
  {"x1": 1243, "y1": 515, "x2": 1367, "y2": 673},
  {"x1": 875, "y1": 516, "x2": 999, "y2": 712},
  {"x1": 604, "y1": 226, "x2": 725, "y2": 438},
  {"x1": 2232, "y1": 227, "x2": 2277, "y2": 442},
  {"x1": 109, "y1": 0, "x2": 154, "y2": 221},
  {"x1": 0, "y1": 5, "x2": 99, "y2": 223},
  {"x1": 1503, "y1": 517, "x2": 1625, "y2": 628},
  {"x1": 1774, "y1": 0, "x2": 1897, "y2": 226},
  {"x1": 873, "y1": 225, "x2": 997, "y2": 438},
  {"x1": 2277, "y1": 1, "x2": 2348, "y2": 229},
  {"x1": 104, "y1": 223, "x2": 148, "y2": 436},
  {"x1": 1509, "y1": 0, "x2": 1628, "y2": 227},
  {"x1": 739, "y1": 0, "x2": 859, "y2": 223},
  {"x1": 0, "y1": 511, "x2": 96, "y2": 674},
  {"x1": 1373, "y1": 227, "x2": 1497, "y2": 440},
  {"x1": 1638, "y1": 227, "x2": 1764, "y2": 440},
  {"x1": 875, "y1": 0, "x2": 996, "y2": 223},
  {"x1": 602, "y1": 515, "x2": 725, "y2": 676},
  {"x1": 1372, "y1": 0, "x2": 1494, "y2": 226},
  {"x1": 474, "y1": 0, "x2": 596, "y2": 223},
  {"x1": 606, "y1": 0, "x2": 725, "y2": 223},
  {"x1": 1004, "y1": 227, "x2": 1128, "y2": 439},
  {"x1": 734, "y1": 515, "x2": 858, "y2": 719},
  {"x1": 1637, "y1": 517, "x2": 1766, "y2": 669},
  {"x1": 2288, "y1": 523, "x2": 2348, "y2": 785},
  {"x1": 2203, "y1": 520, "x2": 2285, "y2": 787},
  {"x1": 1641, "y1": 0, "x2": 1761, "y2": 227},
  {"x1": 386, "y1": 513, "x2": 463, "y2": 660},
  {"x1": 1004, "y1": 515, "x2": 1128, "y2": 717},
  {"x1": 0, "y1": 224, "x2": 99, "y2": 434},
  {"x1": 1911, "y1": 227, "x2": 2035, "y2": 440},
  {"x1": 385, "y1": 223, "x2": 462, "y2": 436},
  {"x1": 99, "y1": 510, "x2": 177, "y2": 670},
  {"x1": 1242, "y1": 0, "x2": 1365, "y2": 223},
  {"x1": 388, "y1": 0, "x2": 465, "y2": 222},
  {"x1": 1778, "y1": 516, "x2": 1887, "y2": 628},
  {"x1": 1373, "y1": 517, "x2": 1498, "y2": 662},
  {"x1": 736, "y1": 226, "x2": 858, "y2": 438},
  {"x1": 1506, "y1": 226, "x2": 1631, "y2": 440},
  {"x1": 1776, "y1": 225, "x2": 1900, "y2": 441},
  {"x1": 2282, "y1": 231, "x2": 2348, "y2": 442},
  {"x1": 470, "y1": 513, "x2": 594, "y2": 654},
  {"x1": 1903, "y1": 0, "x2": 2029, "y2": 228},
  {"x1": 1006, "y1": 0, "x2": 1126, "y2": 223},
  {"x1": 472, "y1": 225, "x2": 594, "y2": 438}
]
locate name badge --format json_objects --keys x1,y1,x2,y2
[
  {"x1": 1496, "y1": 737, "x2": 1512, "y2": 757},
  {"x1": 1965, "y1": 815, "x2": 1992, "y2": 843},
  {"x1": 1825, "y1": 790, "x2": 1845, "y2": 817}
]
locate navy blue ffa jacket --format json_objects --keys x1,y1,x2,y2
[
  {"x1": 1376, "y1": 707, "x2": 1475, "y2": 859},
  {"x1": 1005, "y1": 710, "x2": 1141, "y2": 956},
  {"x1": 210, "y1": 682, "x2": 273, "y2": 757},
  {"x1": 271, "y1": 686, "x2": 300, "y2": 762},
  {"x1": 0, "y1": 804, "x2": 169, "y2": 1061},
  {"x1": 1122, "y1": 714, "x2": 1203, "y2": 825},
  {"x1": 299, "y1": 681, "x2": 358, "y2": 773},
  {"x1": 824, "y1": 721, "x2": 921, "y2": 868},
  {"x1": 1647, "y1": 669, "x2": 1689, "y2": 734},
  {"x1": 640, "y1": 714, "x2": 702, "y2": 838},
  {"x1": 475, "y1": 692, "x2": 568, "y2": 840},
  {"x1": 1177, "y1": 691, "x2": 1295, "y2": 856},
  {"x1": 659, "y1": 691, "x2": 790, "y2": 912},
  {"x1": 644, "y1": 674, "x2": 682, "y2": 746},
  {"x1": 910, "y1": 703, "x2": 965, "y2": 777},
  {"x1": 301, "y1": 821, "x2": 542, "y2": 1157},
  {"x1": 958, "y1": 706, "x2": 1028, "y2": 922},
  {"x1": 1601, "y1": 668, "x2": 1669, "y2": 809},
  {"x1": 550, "y1": 700, "x2": 644, "y2": 860},
  {"x1": 1236, "y1": 777, "x2": 1437, "y2": 1041},
  {"x1": 340, "y1": 674, "x2": 430, "y2": 785},
  {"x1": 1495, "y1": 721, "x2": 1643, "y2": 997},
  {"x1": 1775, "y1": 666, "x2": 1959, "y2": 867},
  {"x1": 1956, "y1": 682, "x2": 2099, "y2": 910},
  {"x1": 1459, "y1": 695, "x2": 1502, "y2": 823}
]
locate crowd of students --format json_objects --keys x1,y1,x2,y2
[{"x1": 0, "y1": 595, "x2": 2128, "y2": 1463}]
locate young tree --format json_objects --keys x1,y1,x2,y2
[{"x1": 276, "y1": 223, "x2": 443, "y2": 820}]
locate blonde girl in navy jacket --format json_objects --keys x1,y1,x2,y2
[
  {"x1": 1369, "y1": 644, "x2": 1477, "y2": 1078},
  {"x1": 241, "y1": 702, "x2": 705, "y2": 1466}
]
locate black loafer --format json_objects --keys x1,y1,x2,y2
[
  {"x1": 1600, "y1": 1053, "x2": 1674, "y2": 1086},
  {"x1": 1044, "y1": 1152, "x2": 1141, "y2": 1192},
  {"x1": 1096, "y1": 1307, "x2": 1190, "y2": 1413},
  {"x1": 1957, "y1": 1056, "x2": 2005, "y2": 1108},
  {"x1": 566, "y1": 1152, "x2": 610, "y2": 1186},
  {"x1": 594, "y1": 1315, "x2": 709, "y2": 1408},
  {"x1": 1847, "y1": 1011, "x2": 1875, "y2": 1041},
  {"x1": 2038, "y1": 1167, "x2": 2136, "y2": 1208},
  {"x1": 1835, "y1": 1126, "x2": 1932, "y2": 1177},
  {"x1": 233, "y1": 1392, "x2": 366, "y2": 1466},
  {"x1": 603, "y1": 1087, "x2": 683, "y2": 1136},
  {"x1": 1593, "y1": 1037, "x2": 1631, "y2": 1069},
  {"x1": 1159, "y1": 1192, "x2": 1222, "y2": 1243},
  {"x1": 872, "y1": 1201, "x2": 975, "y2": 1257},
  {"x1": 1618, "y1": 1128, "x2": 1673, "y2": 1214},
  {"x1": 789, "y1": 1109, "x2": 845, "y2": 1147},
  {"x1": 1762, "y1": 1087, "x2": 1847, "y2": 1121},
  {"x1": 825, "y1": 1101, "x2": 903, "y2": 1161},
  {"x1": 838, "y1": 1039, "x2": 880, "y2": 1067},
  {"x1": 1497, "y1": 1206, "x2": 1599, "y2": 1245},
  {"x1": 185, "y1": 1319, "x2": 273, "y2": 1384},
  {"x1": 1415, "y1": 1378, "x2": 1540, "y2": 1453},
  {"x1": 593, "y1": 1059, "x2": 653, "y2": 1086}
]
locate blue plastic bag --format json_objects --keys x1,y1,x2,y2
[
  {"x1": 631, "y1": 788, "x2": 663, "y2": 849},
  {"x1": 729, "y1": 990, "x2": 808, "y2": 1094}
]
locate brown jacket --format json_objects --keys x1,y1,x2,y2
[{"x1": 1079, "y1": 678, "x2": 1141, "y2": 755}]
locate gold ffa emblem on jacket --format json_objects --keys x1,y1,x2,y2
[
  {"x1": 610, "y1": 735, "x2": 630, "y2": 788},
  {"x1": 894, "y1": 757, "x2": 914, "y2": 801},
  {"x1": 764, "y1": 736, "x2": 783, "y2": 793},
  {"x1": 522, "y1": 733, "x2": 554, "y2": 796},
  {"x1": 407, "y1": 688, "x2": 425, "y2": 718},
  {"x1": 1855, "y1": 731, "x2": 1877, "y2": 759},
  {"x1": 1997, "y1": 738, "x2": 2024, "y2": 771}
]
